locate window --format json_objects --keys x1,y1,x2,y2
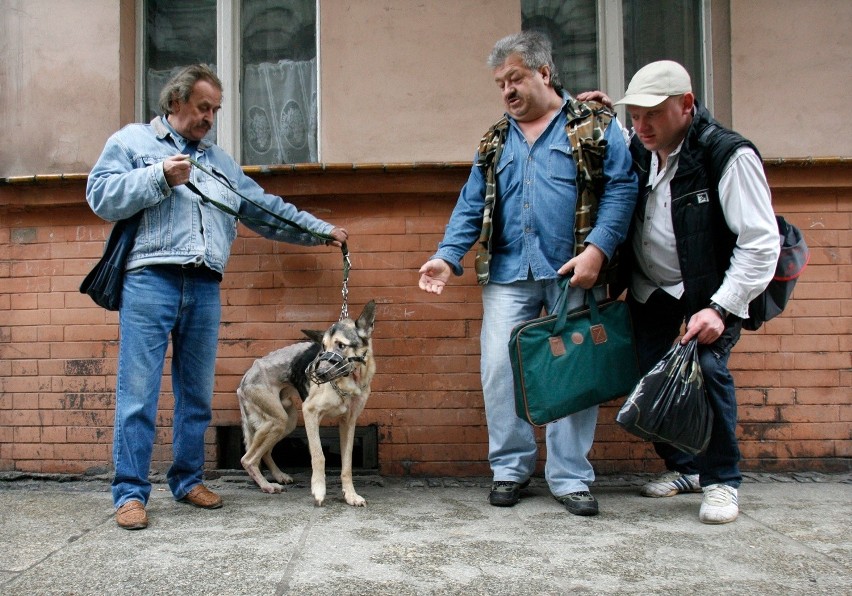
[
  {"x1": 522, "y1": 0, "x2": 707, "y2": 117},
  {"x1": 140, "y1": 0, "x2": 318, "y2": 165}
]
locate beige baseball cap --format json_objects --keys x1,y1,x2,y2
[{"x1": 614, "y1": 60, "x2": 692, "y2": 107}]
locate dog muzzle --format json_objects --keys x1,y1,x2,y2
[{"x1": 306, "y1": 351, "x2": 365, "y2": 385}]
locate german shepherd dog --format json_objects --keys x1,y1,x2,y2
[{"x1": 237, "y1": 300, "x2": 376, "y2": 506}]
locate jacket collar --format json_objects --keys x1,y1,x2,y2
[{"x1": 150, "y1": 116, "x2": 213, "y2": 152}]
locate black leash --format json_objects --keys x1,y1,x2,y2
[{"x1": 185, "y1": 157, "x2": 352, "y2": 320}]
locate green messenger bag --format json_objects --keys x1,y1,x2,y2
[{"x1": 509, "y1": 280, "x2": 641, "y2": 426}]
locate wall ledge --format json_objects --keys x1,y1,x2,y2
[{"x1": 1, "y1": 158, "x2": 849, "y2": 210}]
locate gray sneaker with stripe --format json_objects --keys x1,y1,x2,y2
[{"x1": 640, "y1": 471, "x2": 701, "y2": 498}]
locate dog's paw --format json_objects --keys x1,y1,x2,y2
[
  {"x1": 261, "y1": 483, "x2": 286, "y2": 494},
  {"x1": 345, "y1": 492, "x2": 367, "y2": 507},
  {"x1": 311, "y1": 484, "x2": 326, "y2": 507},
  {"x1": 271, "y1": 472, "x2": 293, "y2": 485}
]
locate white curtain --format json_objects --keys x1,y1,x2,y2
[{"x1": 241, "y1": 58, "x2": 317, "y2": 164}]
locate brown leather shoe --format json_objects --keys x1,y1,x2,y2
[
  {"x1": 179, "y1": 484, "x2": 223, "y2": 509},
  {"x1": 116, "y1": 500, "x2": 148, "y2": 530}
]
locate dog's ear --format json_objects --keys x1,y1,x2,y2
[
  {"x1": 355, "y1": 300, "x2": 376, "y2": 339},
  {"x1": 302, "y1": 329, "x2": 325, "y2": 344}
]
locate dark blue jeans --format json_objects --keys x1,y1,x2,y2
[{"x1": 628, "y1": 289, "x2": 743, "y2": 488}]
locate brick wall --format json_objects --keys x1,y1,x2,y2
[{"x1": 0, "y1": 163, "x2": 849, "y2": 477}]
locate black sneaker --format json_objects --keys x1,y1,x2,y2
[
  {"x1": 554, "y1": 491, "x2": 599, "y2": 516},
  {"x1": 488, "y1": 479, "x2": 531, "y2": 507}
]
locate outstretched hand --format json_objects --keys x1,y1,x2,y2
[{"x1": 418, "y1": 259, "x2": 452, "y2": 295}]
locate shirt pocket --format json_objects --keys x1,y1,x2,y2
[
  {"x1": 134, "y1": 156, "x2": 172, "y2": 249},
  {"x1": 547, "y1": 144, "x2": 577, "y2": 183},
  {"x1": 496, "y1": 150, "x2": 514, "y2": 175}
]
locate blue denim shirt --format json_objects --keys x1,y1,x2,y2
[
  {"x1": 433, "y1": 93, "x2": 637, "y2": 283},
  {"x1": 86, "y1": 117, "x2": 334, "y2": 275}
]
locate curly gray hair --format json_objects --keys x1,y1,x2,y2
[{"x1": 487, "y1": 31, "x2": 561, "y2": 91}]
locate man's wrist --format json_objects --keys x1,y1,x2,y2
[{"x1": 708, "y1": 301, "x2": 728, "y2": 321}]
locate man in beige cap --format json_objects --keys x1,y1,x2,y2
[{"x1": 610, "y1": 60, "x2": 779, "y2": 524}]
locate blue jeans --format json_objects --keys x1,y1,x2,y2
[
  {"x1": 627, "y1": 290, "x2": 743, "y2": 488},
  {"x1": 112, "y1": 265, "x2": 221, "y2": 508},
  {"x1": 481, "y1": 279, "x2": 603, "y2": 496}
]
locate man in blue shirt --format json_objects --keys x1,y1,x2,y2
[
  {"x1": 87, "y1": 65, "x2": 348, "y2": 530},
  {"x1": 418, "y1": 32, "x2": 637, "y2": 515}
]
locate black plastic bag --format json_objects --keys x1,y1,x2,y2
[
  {"x1": 79, "y1": 213, "x2": 142, "y2": 311},
  {"x1": 616, "y1": 339, "x2": 713, "y2": 455}
]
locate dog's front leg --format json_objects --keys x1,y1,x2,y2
[
  {"x1": 302, "y1": 405, "x2": 327, "y2": 506},
  {"x1": 339, "y1": 417, "x2": 366, "y2": 506}
]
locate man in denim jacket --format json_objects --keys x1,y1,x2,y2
[
  {"x1": 418, "y1": 32, "x2": 636, "y2": 516},
  {"x1": 87, "y1": 64, "x2": 347, "y2": 530}
]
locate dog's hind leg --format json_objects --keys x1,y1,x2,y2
[
  {"x1": 241, "y1": 420, "x2": 291, "y2": 493},
  {"x1": 339, "y1": 415, "x2": 366, "y2": 507},
  {"x1": 239, "y1": 386, "x2": 298, "y2": 494},
  {"x1": 261, "y1": 401, "x2": 298, "y2": 486}
]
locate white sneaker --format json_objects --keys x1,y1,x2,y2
[
  {"x1": 640, "y1": 471, "x2": 701, "y2": 498},
  {"x1": 699, "y1": 484, "x2": 739, "y2": 524}
]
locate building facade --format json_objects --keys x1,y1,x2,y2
[{"x1": 1, "y1": 0, "x2": 849, "y2": 476}]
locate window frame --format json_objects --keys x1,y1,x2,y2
[{"x1": 595, "y1": 0, "x2": 714, "y2": 122}]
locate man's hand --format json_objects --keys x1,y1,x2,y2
[
  {"x1": 418, "y1": 259, "x2": 452, "y2": 295},
  {"x1": 576, "y1": 91, "x2": 614, "y2": 109},
  {"x1": 682, "y1": 308, "x2": 725, "y2": 345},
  {"x1": 557, "y1": 245, "x2": 606, "y2": 289},
  {"x1": 325, "y1": 227, "x2": 349, "y2": 247},
  {"x1": 163, "y1": 154, "x2": 192, "y2": 188}
]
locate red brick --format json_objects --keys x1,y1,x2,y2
[{"x1": 1, "y1": 173, "x2": 849, "y2": 475}]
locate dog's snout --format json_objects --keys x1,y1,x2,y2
[{"x1": 306, "y1": 350, "x2": 354, "y2": 385}]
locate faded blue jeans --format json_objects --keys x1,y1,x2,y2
[
  {"x1": 112, "y1": 265, "x2": 221, "y2": 508},
  {"x1": 481, "y1": 278, "x2": 603, "y2": 496}
]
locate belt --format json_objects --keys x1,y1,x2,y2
[{"x1": 157, "y1": 263, "x2": 222, "y2": 282}]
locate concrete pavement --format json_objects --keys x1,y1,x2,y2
[{"x1": 1, "y1": 471, "x2": 850, "y2": 595}]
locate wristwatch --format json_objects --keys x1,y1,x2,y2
[{"x1": 708, "y1": 302, "x2": 728, "y2": 320}]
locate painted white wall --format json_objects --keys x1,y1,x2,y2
[
  {"x1": 731, "y1": 0, "x2": 852, "y2": 157},
  {"x1": 0, "y1": 0, "x2": 128, "y2": 177}
]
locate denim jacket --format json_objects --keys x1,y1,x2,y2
[
  {"x1": 86, "y1": 117, "x2": 334, "y2": 275},
  {"x1": 432, "y1": 93, "x2": 637, "y2": 284}
]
